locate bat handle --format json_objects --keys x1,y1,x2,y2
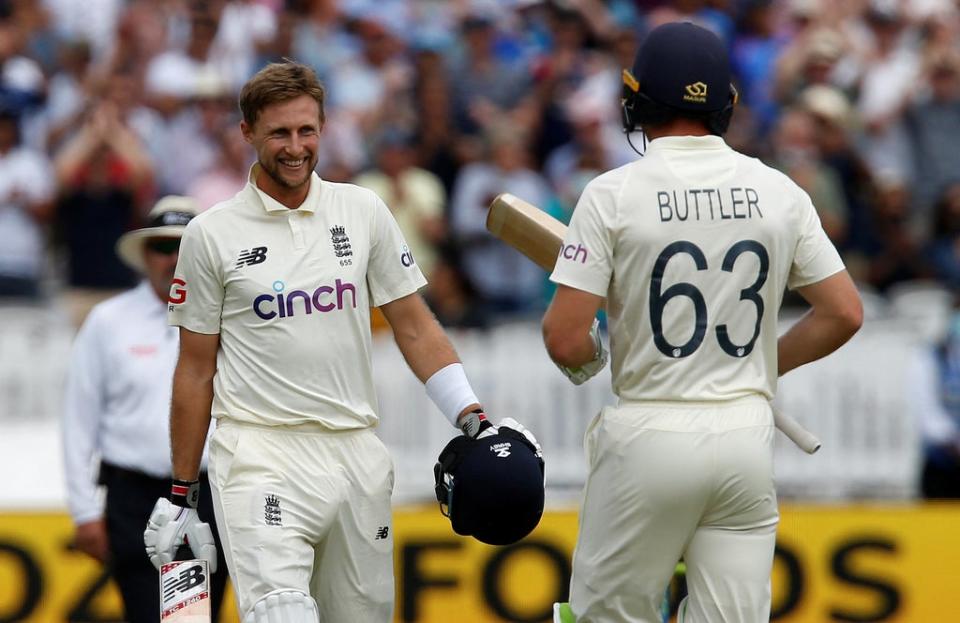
[{"x1": 772, "y1": 406, "x2": 821, "y2": 454}]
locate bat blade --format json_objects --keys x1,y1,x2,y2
[
  {"x1": 485, "y1": 193, "x2": 822, "y2": 455},
  {"x1": 486, "y1": 193, "x2": 566, "y2": 271},
  {"x1": 160, "y1": 559, "x2": 211, "y2": 623}
]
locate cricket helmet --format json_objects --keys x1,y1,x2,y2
[
  {"x1": 434, "y1": 425, "x2": 545, "y2": 546},
  {"x1": 621, "y1": 21, "x2": 738, "y2": 136}
]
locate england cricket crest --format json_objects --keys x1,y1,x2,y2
[{"x1": 160, "y1": 559, "x2": 210, "y2": 622}]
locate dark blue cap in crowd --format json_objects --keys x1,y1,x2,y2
[
  {"x1": 631, "y1": 21, "x2": 731, "y2": 113},
  {"x1": 434, "y1": 426, "x2": 544, "y2": 546}
]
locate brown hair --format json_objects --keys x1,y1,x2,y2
[{"x1": 239, "y1": 61, "x2": 326, "y2": 128}]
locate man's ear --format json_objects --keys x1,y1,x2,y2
[{"x1": 240, "y1": 120, "x2": 253, "y2": 144}]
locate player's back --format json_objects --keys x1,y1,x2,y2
[{"x1": 561, "y1": 135, "x2": 842, "y2": 402}]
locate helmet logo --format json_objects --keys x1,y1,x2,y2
[
  {"x1": 684, "y1": 81, "x2": 708, "y2": 104},
  {"x1": 491, "y1": 442, "x2": 512, "y2": 458}
]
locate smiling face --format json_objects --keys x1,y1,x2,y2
[{"x1": 241, "y1": 94, "x2": 322, "y2": 206}]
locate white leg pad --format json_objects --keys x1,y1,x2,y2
[{"x1": 243, "y1": 589, "x2": 319, "y2": 623}]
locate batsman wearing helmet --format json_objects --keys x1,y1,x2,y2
[{"x1": 543, "y1": 22, "x2": 863, "y2": 622}]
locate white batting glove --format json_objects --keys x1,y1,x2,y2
[
  {"x1": 554, "y1": 319, "x2": 608, "y2": 385},
  {"x1": 497, "y1": 418, "x2": 543, "y2": 459},
  {"x1": 144, "y1": 498, "x2": 218, "y2": 573}
]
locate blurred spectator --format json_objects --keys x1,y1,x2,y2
[
  {"x1": 423, "y1": 244, "x2": 489, "y2": 330},
  {"x1": 854, "y1": 0, "x2": 920, "y2": 181},
  {"x1": 43, "y1": 0, "x2": 122, "y2": 63},
  {"x1": 449, "y1": 121, "x2": 551, "y2": 317},
  {"x1": 186, "y1": 119, "x2": 250, "y2": 210},
  {"x1": 53, "y1": 97, "x2": 154, "y2": 326},
  {"x1": 731, "y1": 0, "x2": 790, "y2": 134},
  {"x1": 412, "y1": 44, "x2": 459, "y2": 192},
  {"x1": 799, "y1": 85, "x2": 876, "y2": 253},
  {"x1": 446, "y1": 9, "x2": 536, "y2": 162},
  {"x1": 904, "y1": 49, "x2": 960, "y2": 219},
  {"x1": 909, "y1": 311, "x2": 960, "y2": 498},
  {"x1": 0, "y1": 109, "x2": 55, "y2": 300},
  {"x1": 290, "y1": 0, "x2": 359, "y2": 85},
  {"x1": 851, "y1": 172, "x2": 930, "y2": 293},
  {"x1": 210, "y1": 0, "x2": 277, "y2": 91},
  {"x1": 0, "y1": 5, "x2": 45, "y2": 118},
  {"x1": 544, "y1": 78, "x2": 635, "y2": 218},
  {"x1": 353, "y1": 128, "x2": 446, "y2": 277},
  {"x1": 42, "y1": 39, "x2": 91, "y2": 153},
  {"x1": 770, "y1": 107, "x2": 849, "y2": 245},
  {"x1": 773, "y1": 27, "x2": 847, "y2": 108},
  {"x1": 925, "y1": 182, "x2": 960, "y2": 290}
]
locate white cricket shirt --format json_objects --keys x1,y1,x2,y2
[
  {"x1": 169, "y1": 167, "x2": 427, "y2": 428},
  {"x1": 62, "y1": 282, "x2": 213, "y2": 524},
  {"x1": 551, "y1": 135, "x2": 845, "y2": 402}
]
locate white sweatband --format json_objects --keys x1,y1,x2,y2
[{"x1": 425, "y1": 363, "x2": 480, "y2": 428}]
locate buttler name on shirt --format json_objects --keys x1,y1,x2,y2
[{"x1": 656, "y1": 187, "x2": 763, "y2": 222}]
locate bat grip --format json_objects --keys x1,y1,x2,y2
[{"x1": 772, "y1": 406, "x2": 821, "y2": 454}]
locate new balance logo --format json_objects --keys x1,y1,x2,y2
[
  {"x1": 375, "y1": 526, "x2": 389, "y2": 540},
  {"x1": 265, "y1": 494, "x2": 281, "y2": 526},
  {"x1": 491, "y1": 442, "x2": 512, "y2": 458},
  {"x1": 237, "y1": 246, "x2": 268, "y2": 268},
  {"x1": 162, "y1": 564, "x2": 205, "y2": 600}
]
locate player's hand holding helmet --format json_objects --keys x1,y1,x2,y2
[
  {"x1": 434, "y1": 417, "x2": 545, "y2": 545},
  {"x1": 143, "y1": 480, "x2": 218, "y2": 572},
  {"x1": 554, "y1": 318, "x2": 608, "y2": 385}
]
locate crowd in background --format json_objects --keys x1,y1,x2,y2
[{"x1": 0, "y1": 0, "x2": 959, "y2": 327}]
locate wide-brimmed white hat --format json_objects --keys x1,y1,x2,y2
[{"x1": 116, "y1": 195, "x2": 199, "y2": 272}]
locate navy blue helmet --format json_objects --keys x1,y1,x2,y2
[{"x1": 434, "y1": 425, "x2": 545, "y2": 546}]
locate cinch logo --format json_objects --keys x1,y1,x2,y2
[
  {"x1": 560, "y1": 244, "x2": 588, "y2": 264},
  {"x1": 401, "y1": 246, "x2": 415, "y2": 267},
  {"x1": 169, "y1": 278, "x2": 187, "y2": 304},
  {"x1": 253, "y1": 279, "x2": 357, "y2": 320}
]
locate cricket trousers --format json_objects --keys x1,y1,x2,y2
[
  {"x1": 99, "y1": 464, "x2": 228, "y2": 623},
  {"x1": 208, "y1": 418, "x2": 395, "y2": 623},
  {"x1": 569, "y1": 396, "x2": 779, "y2": 623}
]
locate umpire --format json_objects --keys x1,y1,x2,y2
[{"x1": 62, "y1": 196, "x2": 228, "y2": 622}]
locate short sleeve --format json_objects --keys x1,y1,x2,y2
[
  {"x1": 168, "y1": 220, "x2": 224, "y2": 333},
  {"x1": 549, "y1": 179, "x2": 615, "y2": 297},
  {"x1": 367, "y1": 194, "x2": 427, "y2": 306},
  {"x1": 787, "y1": 191, "x2": 845, "y2": 290}
]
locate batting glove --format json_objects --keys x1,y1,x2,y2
[
  {"x1": 497, "y1": 417, "x2": 543, "y2": 459},
  {"x1": 143, "y1": 480, "x2": 218, "y2": 573},
  {"x1": 555, "y1": 319, "x2": 608, "y2": 385}
]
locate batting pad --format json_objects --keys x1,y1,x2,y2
[{"x1": 243, "y1": 589, "x2": 318, "y2": 623}]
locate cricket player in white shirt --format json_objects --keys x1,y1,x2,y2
[
  {"x1": 542, "y1": 23, "x2": 863, "y2": 623},
  {"x1": 142, "y1": 62, "x2": 524, "y2": 623},
  {"x1": 63, "y1": 196, "x2": 228, "y2": 622}
]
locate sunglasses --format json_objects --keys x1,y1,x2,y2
[{"x1": 145, "y1": 238, "x2": 181, "y2": 255}]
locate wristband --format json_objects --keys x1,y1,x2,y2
[
  {"x1": 171, "y1": 479, "x2": 200, "y2": 509},
  {"x1": 425, "y1": 363, "x2": 481, "y2": 428}
]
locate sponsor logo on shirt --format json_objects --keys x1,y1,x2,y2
[
  {"x1": 129, "y1": 345, "x2": 158, "y2": 357},
  {"x1": 400, "y1": 245, "x2": 415, "y2": 267},
  {"x1": 236, "y1": 246, "x2": 268, "y2": 268},
  {"x1": 560, "y1": 243, "x2": 588, "y2": 264},
  {"x1": 168, "y1": 278, "x2": 187, "y2": 305},
  {"x1": 375, "y1": 526, "x2": 389, "y2": 540},
  {"x1": 252, "y1": 279, "x2": 358, "y2": 320}
]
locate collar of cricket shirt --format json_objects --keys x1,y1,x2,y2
[
  {"x1": 247, "y1": 163, "x2": 322, "y2": 214},
  {"x1": 647, "y1": 135, "x2": 728, "y2": 152}
]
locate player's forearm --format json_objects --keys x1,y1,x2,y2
[
  {"x1": 394, "y1": 315, "x2": 461, "y2": 382},
  {"x1": 777, "y1": 308, "x2": 861, "y2": 376},
  {"x1": 169, "y1": 364, "x2": 214, "y2": 481}
]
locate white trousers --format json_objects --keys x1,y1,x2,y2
[
  {"x1": 208, "y1": 419, "x2": 395, "y2": 622},
  {"x1": 569, "y1": 396, "x2": 779, "y2": 623}
]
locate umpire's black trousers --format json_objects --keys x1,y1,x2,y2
[{"x1": 99, "y1": 463, "x2": 229, "y2": 622}]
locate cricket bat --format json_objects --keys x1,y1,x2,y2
[
  {"x1": 161, "y1": 559, "x2": 211, "y2": 623},
  {"x1": 486, "y1": 192, "x2": 822, "y2": 455}
]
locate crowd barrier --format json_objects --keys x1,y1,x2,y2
[{"x1": 0, "y1": 298, "x2": 937, "y2": 507}]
